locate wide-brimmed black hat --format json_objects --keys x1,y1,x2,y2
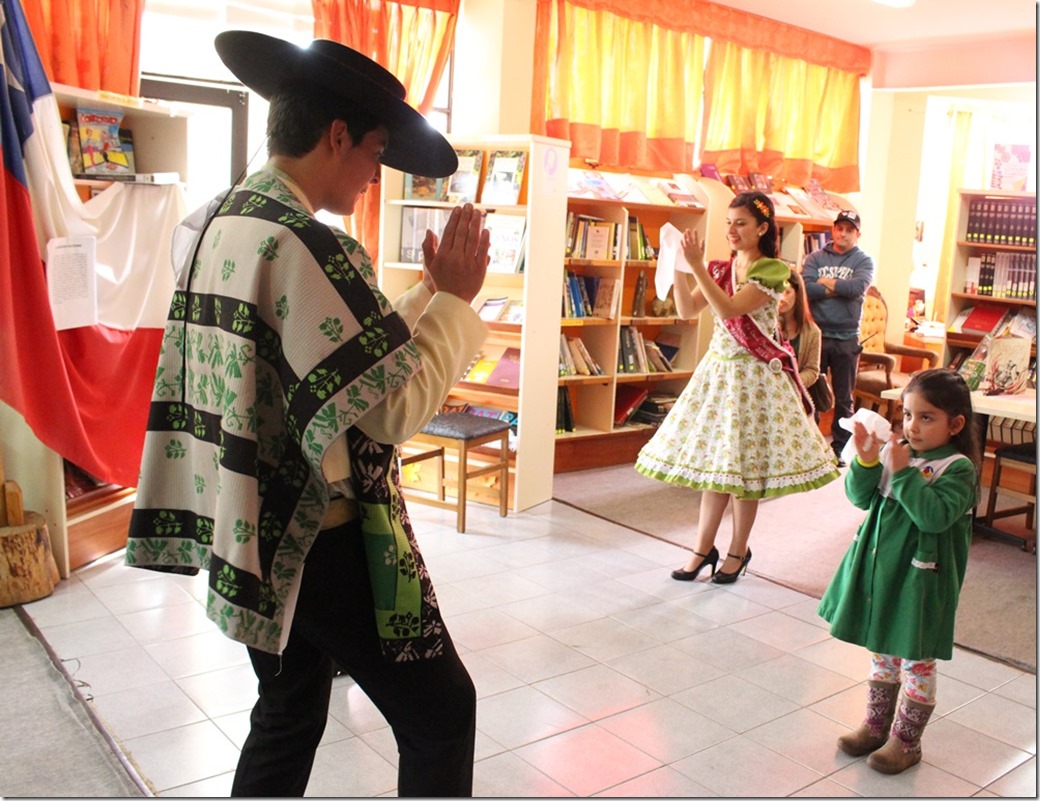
[{"x1": 214, "y1": 31, "x2": 457, "y2": 178}]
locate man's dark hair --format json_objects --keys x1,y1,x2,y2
[{"x1": 266, "y1": 84, "x2": 382, "y2": 157}]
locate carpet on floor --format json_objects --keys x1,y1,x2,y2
[
  {"x1": 554, "y1": 463, "x2": 1036, "y2": 673},
  {"x1": 0, "y1": 606, "x2": 151, "y2": 797}
]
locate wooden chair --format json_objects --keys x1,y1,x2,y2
[
  {"x1": 400, "y1": 413, "x2": 511, "y2": 533},
  {"x1": 982, "y1": 442, "x2": 1037, "y2": 551},
  {"x1": 853, "y1": 286, "x2": 939, "y2": 422}
]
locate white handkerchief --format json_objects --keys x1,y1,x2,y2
[
  {"x1": 655, "y1": 223, "x2": 694, "y2": 299},
  {"x1": 837, "y1": 407, "x2": 892, "y2": 466}
]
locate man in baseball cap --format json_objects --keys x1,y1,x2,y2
[
  {"x1": 126, "y1": 32, "x2": 489, "y2": 796},
  {"x1": 802, "y1": 208, "x2": 875, "y2": 466}
]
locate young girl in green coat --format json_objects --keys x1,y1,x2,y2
[{"x1": 818, "y1": 369, "x2": 981, "y2": 775}]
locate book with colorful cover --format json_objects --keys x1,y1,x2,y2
[
  {"x1": 403, "y1": 173, "x2": 448, "y2": 201},
  {"x1": 446, "y1": 148, "x2": 484, "y2": 203},
  {"x1": 77, "y1": 107, "x2": 133, "y2": 176},
  {"x1": 483, "y1": 213, "x2": 527, "y2": 273},
  {"x1": 567, "y1": 168, "x2": 622, "y2": 201},
  {"x1": 481, "y1": 149, "x2": 527, "y2": 205},
  {"x1": 485, "y1": 347, "x2": 522, "y2": 390}
]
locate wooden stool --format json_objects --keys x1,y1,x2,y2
[
  {"x1": 983, "y1": 442, "x2": 1037, "y2": 551},
  {"x1": 400, "y1": 413, "x2": 511, "y2": 533}
]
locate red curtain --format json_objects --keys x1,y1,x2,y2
[
  {"x1": 313, "y1": 0, "x2": 460, "y2": 267},
  {"x1": 23, "y1": 0, "x2": 144, "y2": 95}
]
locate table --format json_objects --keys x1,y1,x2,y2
[{"x1": 881, "y1": 387, "x2": 1036, "y2": 547}]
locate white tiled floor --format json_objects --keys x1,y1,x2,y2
[{"x1": 24, "y1": 500, "x2": 1037, "y2": 797}]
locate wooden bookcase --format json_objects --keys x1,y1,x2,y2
[
  {"x1": 378, "y1": 134, "x2": 570, "y2": 512},
  {"x1": 554, "y1": 172, "x2": 851, "y2": 472},
  {"x1": 0, "y1": 85, "x2": 190, "y2": 576},
  {"x1": 942, "y1": 189, "x2": 1037, "y2": 368}
]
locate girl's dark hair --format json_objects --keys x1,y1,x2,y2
[
  {"x1": 730, "y1": 191, "x2": 779, "y2": 258},
  {"x1": 902, "y1": 368, "x2": 982, "y2": 475},
  {"x1": 782, "y1": 269, "x2": 815, "y2": 333},
  {"x1": 266, "y1": 84, "x2": 381, "y2": 158}
]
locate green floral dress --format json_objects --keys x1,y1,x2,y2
[{"x1": 636, "y1": 258, "x2": 839, "y2": 499}]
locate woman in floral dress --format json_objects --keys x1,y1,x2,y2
[{"x1": 635, "y1": 192, "x2": 839, "y2": 583}]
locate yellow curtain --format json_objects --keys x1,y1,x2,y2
[
  {"x1": 532, "y1": 0, "x2": 870, "y2": 181},
  {"x1": 933, "y1": 109, "x2": 974, "y2": 323},
  {"x1": 532, "y1": 0, "x2": 705, "y2": 171},
  {"x1": 701, "y1": 40, "x2": 863, "y2": 192},
  {"x1": 313, "y1": 0, "x2": 459, "y2": 266},
  {"x1": 23, "y1": 0, "x2": 144, "y2": 95}
]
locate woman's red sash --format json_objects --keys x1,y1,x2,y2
[{"x1": 710, "y1": 259, "x2": 814, "y2": 415}]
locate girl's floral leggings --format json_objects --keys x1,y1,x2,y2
[{"x1": 870, "y1": 653, "x2": 937, "y2": 704}]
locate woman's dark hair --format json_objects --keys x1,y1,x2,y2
[
  {"x1": 266, "y1": 84, "x2": 382, "y2": 158},
  {"x1": 902, "y1": 368, "x2": 982, "y2": 476},
  {"x1": 730, "y1": 191, "x2": 779, "y2": 258},
  {"x1": 782, "y1": 269, "x2": 816, "y2": 334}
]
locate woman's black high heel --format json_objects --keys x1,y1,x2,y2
[
  {"x1": 671, "y1": 546, "x2": 719, "y2": 581},
  {"x1": 711, "y1": 548, "x2": 752, "y2": 584}
]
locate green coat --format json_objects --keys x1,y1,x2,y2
[{"x1": 818, "y1": 444, "x2": 977, "y2": 660}]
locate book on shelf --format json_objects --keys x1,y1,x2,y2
[
  {"x1": 650, "y1": 178, "x2": 703, "y2": 208},
  {"x1": 961, "y1": 302, "x2": 1013, "y2": 336},
  {"x1": 498, "y1": 299, "x2": 524, "y2": 324},
  {"x1": 483, "y1": 212, "x2": 527, "y2": 273},
  {"x1": 614, "y1": 385, "x2": 649, "y2": 427},
  {"x1": 591, "y1": 277, "x2": 621, "y2": 319},
  {"x1": 556, "y1": 386, "x2": 575, "y2": 433},
  {"x1": 566, "y1": 337, "x2": 591, "y2": 376},
  {"x1": 462, "y1": 344, "x2": 507, "y2": 384},
  {"x1": 985, "y1": 336, "x2": 1032, "y2": 394},
  {"x1": 653, "y1": 331, "x2": 682, "y2": 364},
  {"x1": 446, "y1": 148, "x2": 484, "y2": 203},
  {"x1": 804, "y1": 178, "x2": 843, "y2": 213},
  {"x1": 481, "y1": 149, "x2": 526, "y2": 205},
  {"x1": 567, "y1": 168, "x2": 622, "y2": 201},
  {"x1": 698, "y1": 164, "x2": 723, "y2": 182},
  {"x1": 782, "y1": 186, "x2": 829, "y2": 219},
  {"x1": 600, "y1": 172, "x2": 653, "y2": 204},
  {"x1": 563, "y1": 272, "x2": 586, "y2": 318},
  {"x1": 485, "y1": 347, "x2": 522, "y2": 390},
  {"x1": 570, "y1": 336, "x2": 603, "y2": 375},
  {"x1": 748, "y1": 172, "x2": 773, "y2": 193},
  {"x1": 559, "y1": 334, "x2": 577, "y2": 375},
  {"x1": 76, "y1": 107, "x2": 134, "y2": 176},
  {"x1": 476, "y1": 296, "x2": 509, "y2": 322},
  {"x1": 644, "y1": 339, "x2": 674, "y2": 372},
  {"x1": 725, "y1": 174, "x2": 751, "y2": 192},
  {"x1": 403, "y1": 173, "x2": 447, "y2": 201},
  {"x1": 399, "y1": 207, "x2": 451, "y2": 263},
  {"x1": 583, "y1": 221, "x2": 615, "y2": 260}
]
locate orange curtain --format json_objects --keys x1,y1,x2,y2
[
  {"x1": 313, "y1": 0, "x2": 459, "y2": 266},
  {"x1": 701, "y1": 40, "x2": 863, "y2": 192},
  {"x1": 23, "y1": 0, "x2": 144, "y2": 95},
  {"x1": 532, "y1": 0, "x2": 870, "y2": 182}
]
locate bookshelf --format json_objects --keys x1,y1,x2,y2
[
  {"x1": 943, "y1": 189, "x2": 1037, "y2": 368},
  {"x1": 554, "y1": 172, "x2": 731, "y2": 471},
  {"x1": 0, "y1": 85, "x2": 192, "y2": 577},
  {"x1": 378, "y1": 134, "x2": 570, "y2": 512},
  {"x1": 554, "y1": 171, "x2": 853, "y2": 472},
  {"x1": 54, "y1": 83, "x2": 189, "y2": 199}
]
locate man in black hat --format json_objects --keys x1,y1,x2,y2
[
  {"x1": 125, "y1": 32, "x2": 490, "y2": 797},
  {"x1": 803, "y1": 209, "x2": 875, "y2": 465}
]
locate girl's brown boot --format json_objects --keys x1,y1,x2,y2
[
  {"x1": 837, "y1": 680, "x2": 900, "y2": 756},
  {"x1": 867, "y1": 694, "x2": 935, "y2": 774}
]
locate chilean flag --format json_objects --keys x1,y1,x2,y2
[{"x1": 1, "y1": 0, "x2": 179, "y2": 489}]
